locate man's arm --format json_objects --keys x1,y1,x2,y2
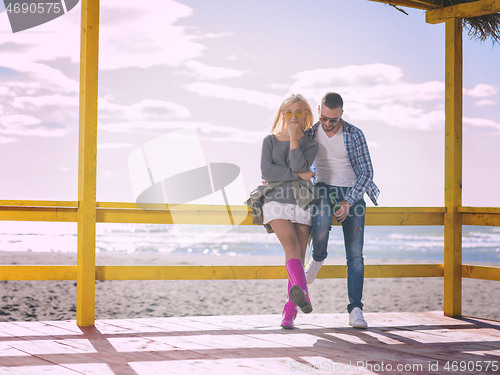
[{"x1": 344, "y1": 129, "x2": 375, "y2": 206}]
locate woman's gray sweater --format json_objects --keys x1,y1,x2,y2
[{"x1": 260, "y1": 134, "x2": 318, "y2": 204}]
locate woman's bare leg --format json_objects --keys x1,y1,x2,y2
[
  {"x1": 271, "y1": 219, "x2": 313, "y2": 314},
  {"x1": 294, "y1": 223, "x2": 311, "y2": 263},
  {"x1": 269, "y1": 219, "x2": 301, "y2": 262}
]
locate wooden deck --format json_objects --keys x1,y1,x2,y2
[{"x1": 0, "y1": 312, "x2": 499, "y2": 374}]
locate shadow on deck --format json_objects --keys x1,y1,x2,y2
[{"x1": 0, "y1": 312, "x2": 499, "y2": 374}]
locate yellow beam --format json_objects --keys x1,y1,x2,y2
[
  {"x1": 0, "y1": 207, "x2": 77, "y2": 222},
  {"x1": 427, "y1": 0, "x2": 500, "y2": 24},
  {"x1": 368, "y1": 0, "x2": 436, "y2": 10},
  {"x1": 95, "y1": 265, "x2": 289, "y2": 280},
  {"x1": 77, "y1": 0, "x2": 100, "y2": 327},
  {"x1": 364, "y1": 207, "x2": 445, "y2": 226},
  {"x1": 364, "y1": 264, "x2": 444, "y2": 278},
  {"x1": 459, "y1": 206, "x2": 500, "y2": 214},
  {"x1": 459, "y1": 206, "x2": 500, "y2": 225},
  {"x1": 462, "y1": 213, "x2": 500, "y2": 226},
  {"x1": 0, "y1": 264, "x2": 444, "y2": 281},
  {"x1": 0, "y1": 204, "x2": 447, "y2": 225},
  {"x1": 462, "y1": 265, "x2": 500, "y2": 281},
  {"x1": 98, "y1": 206, "x2": 445, "y2": 225},
  {"x1": 319, "y1": 264, "x2": 444, "y2": 278},
  {"x1": 0, "y1": 200, "x2": 78, "y2": 207},
  {"x1": 99, "y1": 207, "x2": 442, "y2": 225},
  {"x1": 0, "y1": 266, "x2": 77, "y2": 280},
  {"x1": 4, "y1": 202, "x2": 500, "y2": 227},
  {"x1": 95, "y1": 205, "x2": 445, "y2": 225},
  {"x1": 1, "y1": 201, "x2": 450, "y2": 212},
  {"x1": 443, "y1": 18, "x2": 463, "y2": 318},
  {"x1": 96, "y1": 205, "x2": 252, "y2": 225},
  {"x1": 93, "y1": 264, "x2": 443, "y2": 280},
  {"x1": 405, "y1": 0, "x2": 438, "y2": 7}
]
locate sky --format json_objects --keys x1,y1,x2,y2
[{"x1": 1, "y1": 0, "x2": 500, "y2": 208}]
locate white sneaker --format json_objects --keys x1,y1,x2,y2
[
  {"x1": 304, "y1": 259, "x2": 323, "y2": 284},
  {"x1": 349, "y1": 307, "x2": 368, "y2": 329}
]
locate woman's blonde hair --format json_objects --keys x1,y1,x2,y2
[{"x1": 270, "y1": 93, "x2": 314, "y2": 134}]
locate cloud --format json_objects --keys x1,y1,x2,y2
[
  {"x1": 464, "y1": 117, "x2": 500, "y2": 131},
  {"x1": 100, "y1": 120, "x2": 184, "y2": 134},
  {"x1": 182, "y1": 63, "x2": 449, "y2": 131},
  {"x1": 180, "y1": 63, "x2": 499, "y2": 135},
  {"x1": 186, "y1": 82, "x2": 281, "y2": 109},
  {"x1": 12, "y1": 94, "x2": 78, "y2": 110},
  {"x1": 0, "y1": 136, "x2": 16, "y2": 144},
  {"x1": 292, "y1": 64, "x2": 404, "y2": 88},
  {"x1": 183, "y1": 63, "x2": 451, "y2": 131},
  {"x1": 0, "y1": 0, "x2": 211, "y2": 71},
  {"x1": 192, "y1": 32, "x2": 233, "y2": 40},
  {"x1": 1, "y1": 56, "x2": 78, "y2": 94},
  {"x1": 100, "y1": 119, "x2": 264, "y2": 144},
  {"x1": 474, "y1": 99, "x2": 496, "y2": 107},
  {"x1": 0, "y1": 58, "x2": 78, "y2": 138},
  {"x1": 0, "y1": 114, "x2": 69, "y2": 137},
  {"x1": 99, "y1": 98, "x2": 190, "y2": 124},
  {"x1": 0, "y1": 0, "x2": 237, "y2": 142},
  {"x1": 288, "y1": 64, "x2": 447, "y2": 130},
  {"x1": 0, "y1": 9, "x2": 80, "y2": 63},
  {"x1": 98, "y1": 143, "x2": 134, "y2": 150},
  {"x1": 182, "y1": 60, "x2": 246, "y2": 80},
  {"x1": 194, "y1": 121, "x2": 265, "y2": 143},
  {"x1": 1, "y1": 114, "x2": 41, "y2": 128},
  {"x1": 465, "y1": 83, "x2": 499, "y2": 98},
  {"x1": 98, "y1": 0, "x2": 206, "y2": 69}
]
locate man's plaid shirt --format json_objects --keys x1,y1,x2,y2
[{"x1": 304, "y1": 120, "x2": 380, "y2": 206}]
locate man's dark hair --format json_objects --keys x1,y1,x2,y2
[{"x1": 322, "y1": 92, "x2": 343, "y2": 109}]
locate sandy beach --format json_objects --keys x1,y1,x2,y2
[{"x1": 1, "y1": 251, "x2": 499, "y2": 323}]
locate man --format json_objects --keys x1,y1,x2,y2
[{"x1": 304, "y1": 92, "x2": 379, "y2": 329}]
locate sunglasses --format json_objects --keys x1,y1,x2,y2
[
  {"x1": 283, "y1": 110, "x2": 304, "y2": 119},
  {"x1": 319, "y1": 114, "x2": 340, "y2": 125}
]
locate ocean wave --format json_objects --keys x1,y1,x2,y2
[{"x1": 0, "y1": 223, "x2": 499, "y2": 263}]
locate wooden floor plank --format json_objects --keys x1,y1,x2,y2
[{"x1": 0, "y1": 312, "x2": 499, "y2": 375}]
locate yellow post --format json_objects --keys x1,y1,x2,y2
[
  {"x1": 77, "y1": 0, "x2": 100, "y2": 327},
  {"x1": 444, "y1": 18, "x2": 462, "y2": 317}
]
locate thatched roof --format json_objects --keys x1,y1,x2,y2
[
  {"x1": 442, "y1": 1, "x2": 499, "y2": 44},
  {"x1": 371, "y1": 0, "x2": 500, "y2": 44}
]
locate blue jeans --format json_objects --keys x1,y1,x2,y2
[{"x1": 311, "y1": 182, "x2": 366, "y2": 313}]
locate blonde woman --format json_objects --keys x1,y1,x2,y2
[{"x1": 260, "y1": 94, "x2": 318, "y2": 329}]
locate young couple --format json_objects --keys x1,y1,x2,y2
[{"x1": 260, "y1": 92, "x2": 379, "y2": 329}]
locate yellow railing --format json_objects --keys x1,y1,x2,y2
[
  {"x1": 1, "y1": 203, "x2": 498, "y2": 284},
  {"x1": 1, "y1": 201, "x2": 499, "y2": 325},
  {"x1": 0, "y1": 201, "x2": 447, "y2": 225}
]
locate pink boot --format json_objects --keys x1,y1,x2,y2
[
  {"x1": 281, "y1": 280, "x2": 298, "y2": 329},
  {"x1": 285, "y1": 258, "x2": 313, "y2": 314}
]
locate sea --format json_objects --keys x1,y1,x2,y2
[{"x1": 0, "y1": 222, "x2": 499, "y2": 265}]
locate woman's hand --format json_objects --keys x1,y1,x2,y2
[
  {"x1": 287, "y1": 122, "x2": 303, "y2": 140},
  {"x1": 297, "y1": 171, "x2": 314, "y2": 180}
]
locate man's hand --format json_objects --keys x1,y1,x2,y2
[
  {"x1": 297, "y1": 171, "x2": 314, "y2": 180},
  {"x1": 334, "y1": 200, "x2": 351, "y2": 222}
]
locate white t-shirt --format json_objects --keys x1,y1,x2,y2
[{"x1": 315, "y1": 125, "x2": 357, "y2": 187}]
